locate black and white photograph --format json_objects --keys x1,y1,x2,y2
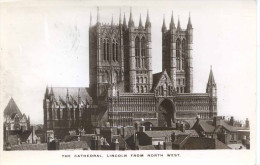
[{"x1": 0, "y1": 0, "x2": 257, "y2": 165}]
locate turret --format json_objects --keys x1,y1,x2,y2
[
  {"x1": 206, "y1": 66, "x2": 217, "y2": 118},
  {"x1": 186, "y1": 12, "x2": 193, "y2": 93},
  {"x1": 206, "y1": 66, "x2": 217, "y2": 97}
]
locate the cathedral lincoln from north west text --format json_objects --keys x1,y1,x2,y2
[{"x1": 43, "y1": 8, "x2": 217, "y2": 136}]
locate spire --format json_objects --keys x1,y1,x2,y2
[
  {"x1": 207, "y1": 66, "x2": 216, "y2": 87},
  {"x1": 187, "y1": 12, "x2": 192, "y2": 29},
  {"x1": 97, "y1": 7, "x2": 100, "y2": 24},
  {"x1": 119, "y1": 9, "x2": 122, "y2": 25},
  {"x1": 66, "y1": 88, "x2": 69, "y2": 97},
  {"x1": 45, "y1": 85, "x2": 49, "y2": 98},
  {"x1": 50, "y1": 86, "x2": 54, "y2": 96},
  {"x1": 138, "y1": 14, "x2": 143, "y2": 28},
  {"x1": 161, "y1": 14, "x2": 166, "y2": 32},
  {"x1": 128, "y1": 7, "x2": 134, "y2": 27},
  {"x1": 170, "y1": 11, "x2": 176, "y2": 29},
  {"x1": 90, "y1": 12, "x2": 92, "y2": 26},
  {"x1": 111, "y1": 14, "x2": 113, "y2": 26},
  {"x1": 123, "y1": 12, "x2": 127, "y2": 28},
  {"x1": 177, "y1": 16, "x2": 181, "y2": 30},
  {"x1": 145, "y1": 9, "x2": 151, "y2": 28}
]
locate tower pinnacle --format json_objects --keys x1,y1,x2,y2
[
  {"x1": 128, "y1": 7, "x2": 134, "y2": 27},
  {"x1": 139, "y1": 14, "x2": 143, "y2": 28},
  {"x1": 97, "y1": 7, "x2": 100, "y2": 23},
  {"x1": 123, "y1": 12, "x2": 127, "y2": 28},
  {"x1": 170, "y1": 11, "x2": 175, "y2": 29},
  {"x1": 187, "y1": 12, "x2": 192, "y2": 29},
  {"x1": 177, "y1": 16, "x2": 181, "y2": 30},
  {"x1": 145, "y1": 10, "x2": 151, "y2": 28},
  {"x1": 162, "y1": 14, "x2": 166, "y2": 32}
]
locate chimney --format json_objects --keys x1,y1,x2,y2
[
  {"x1": 213, "y1": 116, "x2": 222, "y2": 126},
  {"x1": 171, "y1": 132, "x2": 176, "y2": 142},
  {"x1": 91, "y1": 135, "x2": 98, "y2": 150},
  {"x1": 114, "y1": 139, "x2": 119, "y2": 150},
  {"x1": 180, "y1": 122, "x2": 185, "y2": 132},
  {"x1": 230, "y1": 116, "x2": 234, "y2": 126},
  {"x1": 139, "y1": 126, "x2": 145, "y2": 132},
  {"x1": 158, "y1": 142, "x2": 163, "y2": 150},
  {"x1": 245, "y1": 118, "x2": 249, "y2": 128}
]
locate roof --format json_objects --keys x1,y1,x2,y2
[
  {"x1": 192, "y1": 120, "x2": 215, "y2": 133},
  {"x1": 59, "y1": 141, "x2": 89, "y2": 150},
  {"x1": 112, "y1": 135, "x2": 130, "y2": 150},
  {"x1": 183, "y1": 137, "x2": 230, "y2": 149},
  {"x1": 137, "y1": 145, "x2": 156, "y2": 150},
  {"x1": 173, "y1": 135, "x2": 190, "y2": 145},
  {"x1": 11, "y1": 143, "x2": 47, "y2": 150},
  {"x1": 19, "y1": 131, "x2": 32, "y2": 142},
  {"x1": 46, "y1": 87, "x2": 92, "y2": 105},
  {"x1": 144, "y1": 130, "x2": 198, "y2": 139},
  {"x1": 214, "y1": 122, "x2": 237, "y2": 133},
  {"x1": 4, "y1": 98, "x2": 22, "y2": 119}
]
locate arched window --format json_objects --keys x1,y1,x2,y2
[
  {"x1": 144, "y1": 77, "x2": 147, "y2": 83},
  {"x1": 141, "y1": 86, "x2": 144, "y2": 93},
  {"x1": 136, "y1": 77, "x2": 139, "y2": 83},
  {"x1": 137, "y1": 86, "x2": 139, "y2": 93},
  {"x1": 144, "y1": 86, "x2": 147, "y2": 93},
  {"x1": 135, "y1": 37, "x2": 140, "y2": 68},
  {"x1": 113, "y1": 71, "x2": 118, "y2": 83},
  {"x1": 140, "y1": 77, "x2": 143, "y2": 83},
  {"x1": 103, "y1": 71, "x2": 109, "y2": 83},
  {"x1": 57, "y1": 109, "x2": 60, "y2": 119}
]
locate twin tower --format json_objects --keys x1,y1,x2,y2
[{"x1": 89, "y1": 8, "x2": 193, "y2": 99}]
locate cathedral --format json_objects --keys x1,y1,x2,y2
[{"x1": 43, "y1": 8, "x2": 217, "y2": 136}]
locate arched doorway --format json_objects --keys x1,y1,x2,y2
[{"x1": 157, "y1": 99, "x2": 175, "y2": 127}]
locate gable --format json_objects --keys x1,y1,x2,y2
[{"x1": 152, "y1": 70, "x2": 175, "y2": 96}]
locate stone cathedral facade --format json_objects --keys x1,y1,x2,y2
[{"x1": 43, "y1": 9, "x2": 217, "y2": 135}]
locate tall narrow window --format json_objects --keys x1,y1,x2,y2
[
  {"x1": 107, "y1": 42, "x2": 110, "y2": 61},
  {"x1": 115, "y1": 43, "x2": 118, "y2": 61},
  {"x1": 182, "y1": 39, "x2": 186, "y2": 70},
  {"x1": 176, "y1": 38, "x2": 181, "y2": 57},
  {"x1": 135, "y1": 37, "x2": 140, "y2": 68},
  {"x1": 141, "y1": 37, "x2": 146, "y2": 68},
  {"x1": 103, "y1": 39, "x2": 106, "y2": 61},
  {"x1": 112, "y1": 41, "x2": 115, "y2": 61}
]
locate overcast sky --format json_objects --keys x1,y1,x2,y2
[{"x1": 0, "y1": 0, "x2": 256, "y2": 124}]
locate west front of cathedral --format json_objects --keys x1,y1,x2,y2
[{"x1": 43, "y1": 9, "x2": 217, "y2": 136}]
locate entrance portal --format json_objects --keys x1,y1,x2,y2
[{"x1": 158, "y1": 99, "x2": 175, "y2": 127}]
